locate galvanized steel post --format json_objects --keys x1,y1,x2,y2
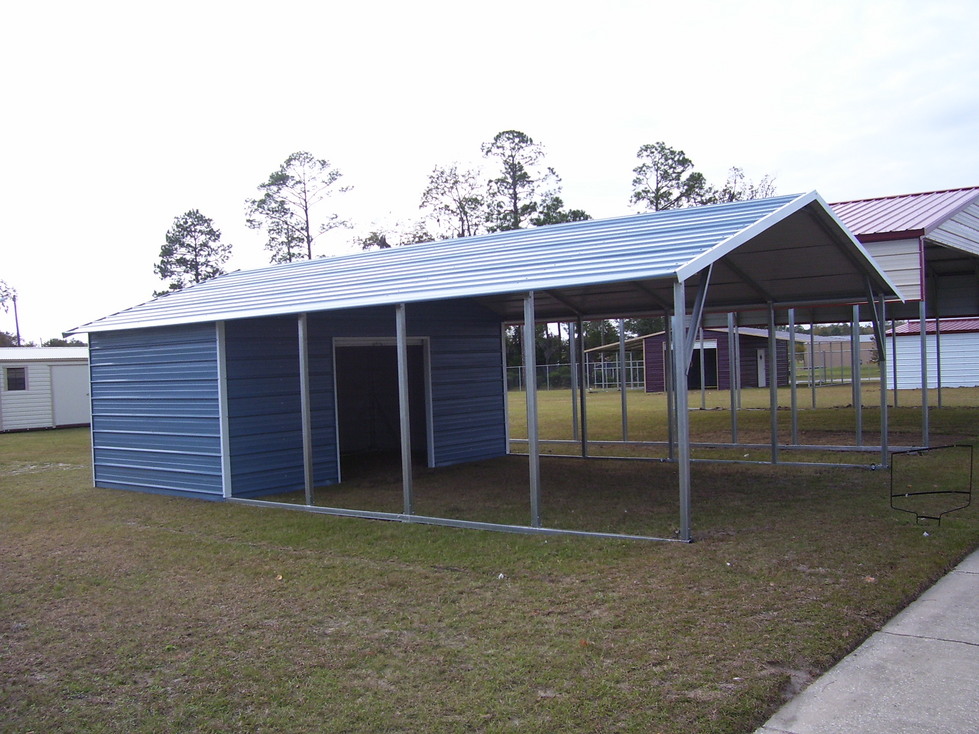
[
  {"x1": 733, "y1": 317, "x2": 743, "y2": 410},
  {"x1": 891, "y1": 319, "x2": 898, "y2": 407},
  {"x1": 727, "y1": 312, "x2": 738, "y2": 444},
  {"x1": 767, "y1": 304, "x2": 779, "y2": 464},
  {"x1": 935, "y1": 313, "x2": 943, "y2": 408},
  {"x1": 618, "y1": 318, "x2": 628, "y2": 441},
  {"x1": 216, "y1": 322, "x2": 233, "y2": 499},
  {"x1": 809, "y1": 322, "x2": 816, "y2": 409},
  {"x1": 919, "y1": 300, "x2": 929, "y2": 446},
  {"x1": 878, "y1": 294, "x2": 889, "y2": 467},
  {"x1": 396, "y1": 304, "x2": 414, "y2": 515},
  {"x1": 298, "y1": 314, "x2": 315, "y2": 505},
  {"x1": 788, "y1": 309, "x2": 798, "y2": 445},
  {"x1": 524, "y1": 293, "x2": 542, "y2": 527},
  {"x1": 664, "y1": 312, "x2": 675, "y2": 462},
  {"x1": 501, "y1": 323, "x2": 511, "y2": 453},
  {"x1": 569, "y1": 322, "x2": 580, "y2": 442},
  {"x1": 851, "y1": 305, "x2": 862, "y2": 446},
  {"x1": 576, "y1": 317, "x2": 589, "y2": 458},
  {"x1": 698, "y1": 327, "x2": 707, "y2": 410},
  {"x1": 672, "y1": 280, "x2": 691, "y2": 541}
]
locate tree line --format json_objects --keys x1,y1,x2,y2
[{"x1": 153, "y1": 132, "x2": 776, "y2": 296}]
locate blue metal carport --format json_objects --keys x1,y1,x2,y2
[{"x1": 69, "y1": 192, "x2": 898, "y2": 541}]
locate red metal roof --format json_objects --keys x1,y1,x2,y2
[
  {"x1": 832, "y1": 187, "x2": 979, "y2": 241},
  {"x1": 889, "y1": 317, "x2": 979, "y2": 336}
]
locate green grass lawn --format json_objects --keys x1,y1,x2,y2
[
  {"x1": 2, "y1": 414, "x2": 978, "y2": 733},
  {"x1": 509, "y1": 386, "x2": 979, "y2": 454}
]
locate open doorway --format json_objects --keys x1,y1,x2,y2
[
  {"x1": 333, "y1": 342, "x2": 429, "y2": 480},
  {"x1": 686, "y1": 343, "x2": 719, "y2": 390}
]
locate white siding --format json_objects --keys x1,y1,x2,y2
[
  {"x1": 928, "y1": 202, "x2": 979, "y2": 257},
  {"x1": 1, "y1": 363, "x2": 54, "y2": 430},
  {"x1": 864, "y1": 238, "x2": 922, "y2": 301},
  {"x1": 893, "y1": 332, "x2": 979, "y2": 389}
]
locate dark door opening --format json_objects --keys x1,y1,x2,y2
[
  {"x1": 687, "y1": 347, "x2": 719, "y2": 390},
  {"x1": 334, "y1": 345, "x2": 427, "y2": 476}
]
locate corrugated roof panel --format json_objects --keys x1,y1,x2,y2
[
  {"x1": 890, "y1": 317, "x2": 979, "y2": 335},
  {"x1": 832, "y1": 187, "x2": 979, "y2": 238},
  {"x1": 69, "y1": 192, "x2": 896, "y2": 334}
]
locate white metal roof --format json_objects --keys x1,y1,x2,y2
[
  {"x1": 68, "y1": 192, "x2": 898, "y2": 335},
  {"x1": 0, "y1": 347, "x2": 89, "y2": 362}
]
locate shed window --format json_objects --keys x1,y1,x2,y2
[{"x1": 5, "y1": 367, "x2": 26, "y2": 391}]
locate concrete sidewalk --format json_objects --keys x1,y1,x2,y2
[{"x1": 755, "y1": 549, "x2": 979, "y2": 734}]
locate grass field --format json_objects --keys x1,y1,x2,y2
[
  {"x1": 2, "y1": 396, "x2": 978, "y2": 732},
  {"x1": 509, "y1": 386, "x2": 979, "y2": 464}
]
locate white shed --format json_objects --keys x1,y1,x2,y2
[
  {"x1": 0, "y1": 347, "x2": 90, "y2": 431},
  {"x1": 890, "y1": 318, "x2": 979, "y2": 389}
]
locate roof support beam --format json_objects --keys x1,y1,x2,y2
[
  {"x1": 806, "y1": 206, "x2": 880, "y2": 278},
  {"x1": 863, "y1": 280, "x2": 892, "y2": 465},
  {"x1": 717, "y1": 255, "x2": 773, "y2": 302},
  {"x1": 629, "y1": 281, "x2": 672, "y2": 310},
  {"x1": 544, "y1": 289, "x2": 584, "y2": 316},
  {"x1": 684, "y1": 265, "x2": 713, "y2": 369},
  {"x1": 864, "y1": 276, "x2": 887, "y2": 359}
]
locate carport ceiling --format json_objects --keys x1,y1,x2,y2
[
  {"x1": 479, "y1": 200, "x2": 894, "y2": 321},
  {"x1": 69, "y1": 192, "x2": 897, "y2": 336}
]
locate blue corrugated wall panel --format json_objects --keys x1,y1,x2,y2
[
  {"x1": 89, "y1": 324, "x2": 223, "y2": 498},
  {"x1": 407, "y1": 301, "x2": 507, "y2": 467},
  {"x1": 224, "y1": 316, "x2": 307, "y2": 498},
  {"x1": 306, "y1": 318, "x2": 338, "y2": 487},
  {"x1": 91, "y1": 301, "x2": 506, "y2": 501}
]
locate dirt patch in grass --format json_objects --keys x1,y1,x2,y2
[{"x1": 2, "y1": 461, "x2": 85, "y2": 476}]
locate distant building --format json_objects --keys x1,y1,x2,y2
[
  {"x1": 586, "y1": 329, "x2": 874, "y2": 393},
  {"x1": 889, "y1": 318, "x2": 979, "y2": 389},
  {"x1": 0, "y1": 347, "x2": 90, "y2": 431},
  {"x1": 587, "y1": 328, "x2": 791, "y2": 392},
  {"x1": 833, "y1": 187, "x2": 979, "y2": 318}
]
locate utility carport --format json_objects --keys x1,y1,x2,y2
[{"x1": 68, "y1": 192, "x2": 898, "y2": 542}]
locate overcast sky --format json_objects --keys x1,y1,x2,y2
[{"x1": 2, "y1": 0, "x2": 977, "y2": 343}]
